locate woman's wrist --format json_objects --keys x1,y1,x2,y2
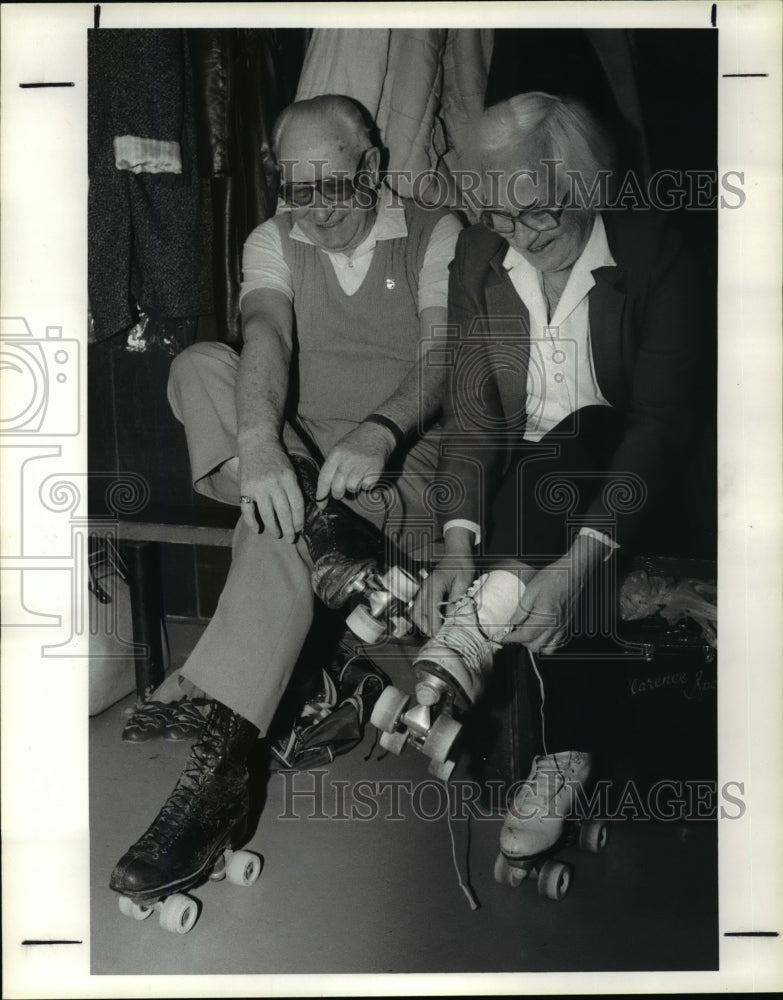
[{"x1": 443, "y1": 524, "x2": 475, "y2": 553}]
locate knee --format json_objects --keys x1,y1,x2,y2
[
  {"x1": 168, "y1": 341, "x2": 238, "y2": 418},
  {"x1": 170, "y1": 341, "x2": 236, "y2": 382}
]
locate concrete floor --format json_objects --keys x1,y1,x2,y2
[{"x1": 90, "y1": 622, "x2": 718, "y2": 976}]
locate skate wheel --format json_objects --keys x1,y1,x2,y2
[
  {"x1": 370, "y1": 685, "x2": 409, "y2": 733},
  {"x1": 225, "y1": 850, "x2": 263, "y2": 886},
  {"x1": 383, "y1": 565, "x2": 420, "y2": 603},
  {"x1": 346, "y1": 604, "x2": 386, "y2": 644},
  {"x1": 493, "y1": 853, "x2": 526, "y2": 888},
  {"x1": 117, "y1": 896, "x2": 153, "y2": 920},
  {"x1": 379, "y1": 729, "x2": 408, "y2": 755},
  {"x1": 159, "y1": 893, "x2": 199, "y2": 934},
  {"x1": 421, "y1": 714, "x2": 462, "y2": 764},
  {"x1": 578, "y1": 820, "x2": 609, "y2": 854},
  {"x1": 428, "y1": 758, "x2": 455, "y2": 781},
  {"x1": 537, "y1": 860, "x2": 572, "y2": 901}
]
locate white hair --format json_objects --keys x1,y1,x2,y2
[{"x1": 462, "y1": 92, "x2": 617, "y2": 207}]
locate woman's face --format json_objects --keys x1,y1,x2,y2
[
  {"x1": 505, "y1": 205, "x2": 595, "y2": 274},
  {"x1": 486, "y1": 163, "x2": 595, "y2": 273}
]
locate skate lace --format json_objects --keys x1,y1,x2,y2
[
  {"x1": 432, "y1": 592, "x2": 499, "y2": 674},
  {"x1": 135, "y1": 737, "x2": 225, "y2": 857},
  {"x1": 522, "y1": 752, "x2": 587, "y2": 814}
]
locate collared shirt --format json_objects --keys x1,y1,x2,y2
[
  {"x1": 240, "y1": 184, "x2": 461, "y2": 311},
  {"x1": 502, "y1": 213, "x2": 616, "y2": 442},
  {"x1": 444, "y1": 215, "x2": 620, "y2": 555}
]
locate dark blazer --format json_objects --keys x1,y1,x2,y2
[{"x1": 437, "y1": 210, "x2": 704, "y2": 549}]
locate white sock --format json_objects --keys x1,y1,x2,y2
[{"x1": 471, "y1": 570, "x2": 526, "y2": 638}]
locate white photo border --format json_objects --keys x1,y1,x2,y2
[{"x1": 1, "y1": 2, "x2": 781, "y2": 996}]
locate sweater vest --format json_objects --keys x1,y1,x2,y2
[{"x1": 273, "y1": 200, "x2": 451, "y2": 425}]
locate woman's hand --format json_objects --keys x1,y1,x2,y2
[
  {"x1": 410, "y1": 526, "x2": 477, "y2": 636},
  {"x1": 514, "y1": 534, "x2": 607, "y2": 654}
]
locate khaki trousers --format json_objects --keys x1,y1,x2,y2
[{"x1": 167, "y1": 342, "x2": 442, "y2": 733}]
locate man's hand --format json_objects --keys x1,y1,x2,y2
[
  {"x1": 514, "y1": 535, "x2": 606, "y2": 654},
  {"x1": 238, "y1": 436, "x2": 304, "y2": 543},
  {"x1": 316, "y1": 421, "x2": 397, "y2": 508},
  {"x1": 410, "y1": 525, "x2": 476, "y2": 636}
]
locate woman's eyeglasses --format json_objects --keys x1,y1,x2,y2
[
  {"x1": 279, "y1": 150, "x2": 372, "y2": 208},
  {"x1": 479, "y1": 203, "x2": 568, "y2": 235}
]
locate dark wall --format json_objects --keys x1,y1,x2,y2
[{"x1": 88, "y1": 322, "x2": 234, "y2": 619}]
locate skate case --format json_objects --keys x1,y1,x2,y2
[
  {"x1": 493, "y1": 817, "x2": 609, "y2": 901},
  {"x1": 114, "y1": 826, "x2": 263, "y2": 935},
  {"x1": 345, "y1": 564, "x2": 425, "y2": 644}
]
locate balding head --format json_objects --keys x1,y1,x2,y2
[{"x1": 273, "y1": 95, "x2": 373, "y2": 165}]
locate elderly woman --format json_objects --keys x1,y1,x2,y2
[{"x1": 409, "y1": 93, "x2": 701, "y2": 869}]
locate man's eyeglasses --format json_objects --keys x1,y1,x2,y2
[
  {"x1": 479, "y1": 203, "x2": 568, "y2": 235},
  {"x1": 279, "y1": 150, "x2": 372, "y2": 208}
]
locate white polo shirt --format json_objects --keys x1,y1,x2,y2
[{"x1": 240, "y1": 184, "x2": 462, "y2": 312}]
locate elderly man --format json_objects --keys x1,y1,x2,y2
[
  {"x1": 110, "y1": 95, "x2": 461, "y2": 905},
  {"x1": 409, "y1": 92, "x2": 702, "y2": 871}
]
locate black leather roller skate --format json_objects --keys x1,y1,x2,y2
[
  {"x1": 291, "y1": 453, "x2": 424, "y2": 640},
  {"x1": 110, "y1": 701, "x2": 263, "y2": 934}
]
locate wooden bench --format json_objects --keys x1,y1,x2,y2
[{"x1": 102, "y1": 499, "x2": 718, "y2": 716}]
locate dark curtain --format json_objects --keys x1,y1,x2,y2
[
  {"x1": 88, "y1": 28, "x2": 308, "y2": 349},
  {"x1": 191, "y1": 28, "x2": 309, "y2": 347},
  {"x1": 87, "y1": 29, "x2": 308, "y2": 529},
  {"x1": 88, "y1": 29, "x2": 215, "y2": 344},
  {"x1": 485, "y1": 28, "x2": 650, "y2": 182}
]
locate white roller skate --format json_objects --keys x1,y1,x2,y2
[
  {"x1": 371, "y1": 572, "x2": 522, "y2": 779},
  {"x1": 493, "y1": 750, "x2": 609, "y2": 900}
]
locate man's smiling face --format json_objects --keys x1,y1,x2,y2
[{"x1": 277, "y1": 115, "x2": 379, "y2": 254}]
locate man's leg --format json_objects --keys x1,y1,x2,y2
[
  {"x1": 112, "y1": 345, "x2": 319, "y2": 901},
  {"x1": 387, "y1": 429, "x2": 444, "y2": 561},
  {"x1": 402, "y1": 409, "x2": 625, "y2": 857},
  {"x1": 181, "y1": 517, "x2": 315, "y2": 734},
  {"x1": 167, "y1": 341, "x2": 245, "y2": 505}
]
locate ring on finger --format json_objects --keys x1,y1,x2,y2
[{"x1": 239, "y1": 495, "x2": 254, "y2": 505}]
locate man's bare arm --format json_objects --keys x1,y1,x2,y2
[{"x1": 235, "y1": 288, "x2": 304, "y2": 542}]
